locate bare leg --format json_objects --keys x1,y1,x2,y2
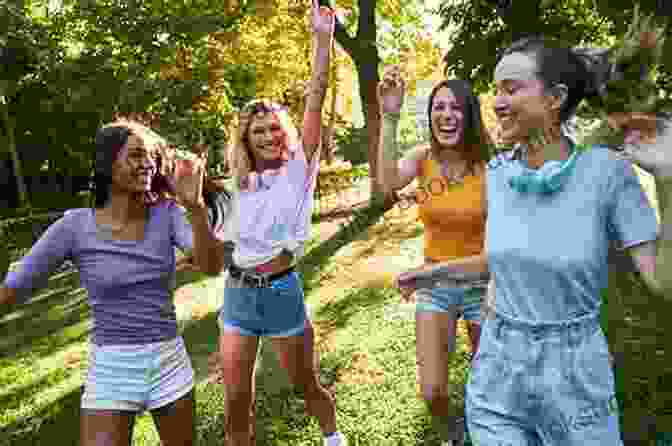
[
  {"x1": 151, "y1": 390, "x2": 195, "y2": 446},
  {"x1": 80, "y1": 409, "x2": 136, "y2": 446},
  {"x1": 270, "y1": 321, "x2": 337, "y2": 435},
  {"x1": 218, "y1": 331, "x2": 259, "y2": 446},
  {"x1": 416, "y1": 309, "x2": 463, "y2": 442}
]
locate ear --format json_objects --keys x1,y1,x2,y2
[{"x1": 546, "y1": 83, "x2": 568, "y2": 112}]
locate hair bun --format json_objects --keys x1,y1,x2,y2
[{"x1": 572, "y1": 47, "x2": 612, "y2": 99}]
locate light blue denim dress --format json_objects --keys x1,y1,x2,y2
[{"x1": 466, "y1": 145, "x2": 658, "y2": 445}]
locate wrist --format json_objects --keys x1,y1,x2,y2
[
  {"x1": 314, "y1": 33, "x2": 333, "y2": 46},
  {"x1": 187, "y1": 202, "x2": 208, "y2": 215}
]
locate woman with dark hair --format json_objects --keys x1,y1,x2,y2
[
  {"x1": 210, "y1": 2, "x2": 346, "y2": 445},
  {"x1": 464, "y1": 34, "x2": 672, "y2": 445},
  {"x1": 376, "y1": 66, "x2": 493, "y2": 445},
  {"x1": 0, "y1": 120, "x2": 227, "y2": 446}
]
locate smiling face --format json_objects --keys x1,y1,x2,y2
[
  {"x1": 246, "y1": 112, "x2": 286, "y2": 163},
  {"x1": 494, "y1": 52, "x2": 557, "y2": 145},
  {"x1": 111, "y1": 134, "x2": 159, "y2": 195},
  {"x1": 430, "y1": 87, "x2": 464, "y2": 149}
]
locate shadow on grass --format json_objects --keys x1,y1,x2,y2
[
  {"x1": 0, "y1": 270, "x2": 91, "y2": 359},
  {"x1": 0, "y1": 387, "x2": 82, "y2": 446},
  {"x1": 299, "y1": 199, "x2": 390, "y2": 294},
  {"x1": 314, "y1": 286, "x2": 389, "y2": 334}
]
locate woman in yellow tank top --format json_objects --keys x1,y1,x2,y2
[{"x1": 377, "y1": 66, "x2": 492, "y2": 445}]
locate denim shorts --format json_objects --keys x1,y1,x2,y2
[
  {"x1": 218, "y1": 271, "x2": 307, "y2": 337},
  {"x1": 466, "y1": 311, "x2": 622, "y2": 446},
  {"x1": 415, "y1": 283, "x2": 485, "y2": 322},
  {"x1": 81, "y1": 336, "x2": 194, "y2": 412}
]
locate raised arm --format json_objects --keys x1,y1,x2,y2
[
  {"x1": 301, "y1": 0, "x2": 335, "y2": 164},
  {"x1": 173, "y1": 151, "x2": 231, "y2": 276},
  {"x1": 377, "y1": 66, "x2": 426, "y2": 195}
]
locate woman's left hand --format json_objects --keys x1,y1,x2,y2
[
  {"x1": 174, "y1": 151, "x2": 207, "y2": 210},
  {"x1": 619, "y1": 119, "x2": 672, "y2": 180},
  {"x1": 311, "y1": 0, "x2": 335, "y2": 38}
]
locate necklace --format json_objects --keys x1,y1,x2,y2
[{"x1": 439, "y1": 160, "x2": 471, "y2": 185}]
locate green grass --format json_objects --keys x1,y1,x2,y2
[{"x1": 2, "y1": 202, "x2": 671, "y2": 445}]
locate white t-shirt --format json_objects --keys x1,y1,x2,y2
[{"x1": 220, "y1": 146, "x2": 319, "y2": 268}]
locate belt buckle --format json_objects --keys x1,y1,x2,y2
[{"x1": 243, "y1": 271, "x2": 269, "y2": 288}]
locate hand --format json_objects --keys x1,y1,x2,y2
[
  {"x1": 399, "y1": 286, "x2": 415, "y2": 303},
  {"x1": 176, "y1": 255, "x2": 197, "y2": 272},
  {"x1": 311, "y1": 0, "x2": 335, "y2": 38},
  {"x1": 173, "y1": 151, "x2": 207, "y2": 210},
  {"x1": 378, "y1": 65, "x2": 405, "y2": 114},
  {"x1": 618, "y1": 121, "x2": 672, "y2": 179}
]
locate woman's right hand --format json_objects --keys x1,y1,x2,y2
[
  {"x1": 378, "y1": 65, "x2": 405, "y2": 115},
  {"x1": 395, "y1": 270, "x2": 417, "y2": 303},
  {"x1": 399, "y1": 286, "x2": 415, "y2": 303}
]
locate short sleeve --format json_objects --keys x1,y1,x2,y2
[
  {"x1": 605, "y1": 159, "x2": 659, "y2": 250},
  {"x1": 168, "y1": 202, "x2": 194, "y2": 253},
  {"x1": 3, "y1": 211, "x2": 76, "y2": 303}
]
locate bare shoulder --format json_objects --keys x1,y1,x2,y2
[{"x1": 403, "y1": 144, "x2": 431, "y2": 164}]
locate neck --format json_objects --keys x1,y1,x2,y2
[
  {"x1": 432, "y1": 143, "x2": 467, "y2": 166},
  {"x1": 103, "y1": 191, "x2": 147, "y2": 222},
  {"x1": 524, "y1": 129, "x2": 570, "y2": 169},
  {"x1": 255, "y1": 157, "x2": 284, "y2": 173}
]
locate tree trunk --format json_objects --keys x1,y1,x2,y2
[
  {"x1": 0, "y1": 95, "x2": 30, "y2": 211},
  {"x1": 324, "y1": 0, "x2": 382, "y2": 195},
  {"x1": 324, "y1": 42, "x2": 338, "y2": 165}
]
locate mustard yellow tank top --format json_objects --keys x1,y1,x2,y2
[{"x1": 417, "y1": 156, "x2": 486, "y2": 261}]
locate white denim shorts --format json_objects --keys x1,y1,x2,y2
[{"x1": 81, "y1": 336, "x2": 194, "y2": 412}]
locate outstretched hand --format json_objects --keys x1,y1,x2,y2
[
  {"x1": 311, "y1": 0, "x2": 335, "y2": 37},
  {"x1": 618, "y1": 120, "x2": 672, "y2": 179},
  {"x1": 378, "y1": 65, "x2": 405, "y2": 115}
]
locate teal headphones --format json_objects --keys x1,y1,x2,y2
[{"x1": 507, "y1": 141, "x2": 582, "y2": 195}]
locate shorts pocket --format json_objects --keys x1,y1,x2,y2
[{"x1": 572, "y1": 325, "x2": 615, "y2": 400}]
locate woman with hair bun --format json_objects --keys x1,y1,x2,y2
[{"x1": 466, "y1": 33, "x2": 672, "y2": 446}]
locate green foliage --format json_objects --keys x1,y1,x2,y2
[
  {"x1": 436, "y1": 0, "x2": 671, "y2": 99},
  {"x1": 333, "y1": 125, "x2": 370, "y2": 166},
  {"x1": 1, "y1": 0, "x2": 255, "y2": 208}
]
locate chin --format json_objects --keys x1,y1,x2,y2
[{"x1": 436, "y1": 136, "x2": 462, "y2": 148}]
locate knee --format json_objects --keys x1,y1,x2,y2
[{"x1": 225, "y1": 384, "x2": 254, "y2": 409}]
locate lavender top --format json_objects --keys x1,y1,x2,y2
[{"x1": 3, "y1": 200, "x2": 193, "y2": 346}]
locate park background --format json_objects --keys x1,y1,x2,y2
[{"x1": 1, "y1": 0, "x2": 671, "y2": 444}]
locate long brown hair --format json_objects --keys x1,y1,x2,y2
[
  {"x1": 426, "y1": 79, "x2": 493, "y2": 172},
  {"x1": 93, "y1": 120, "x2": 174, "y2": 208}
]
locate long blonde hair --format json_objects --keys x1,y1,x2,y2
[{"x1": 229, "y1": 99, "x2": 301, "y2": 189}]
